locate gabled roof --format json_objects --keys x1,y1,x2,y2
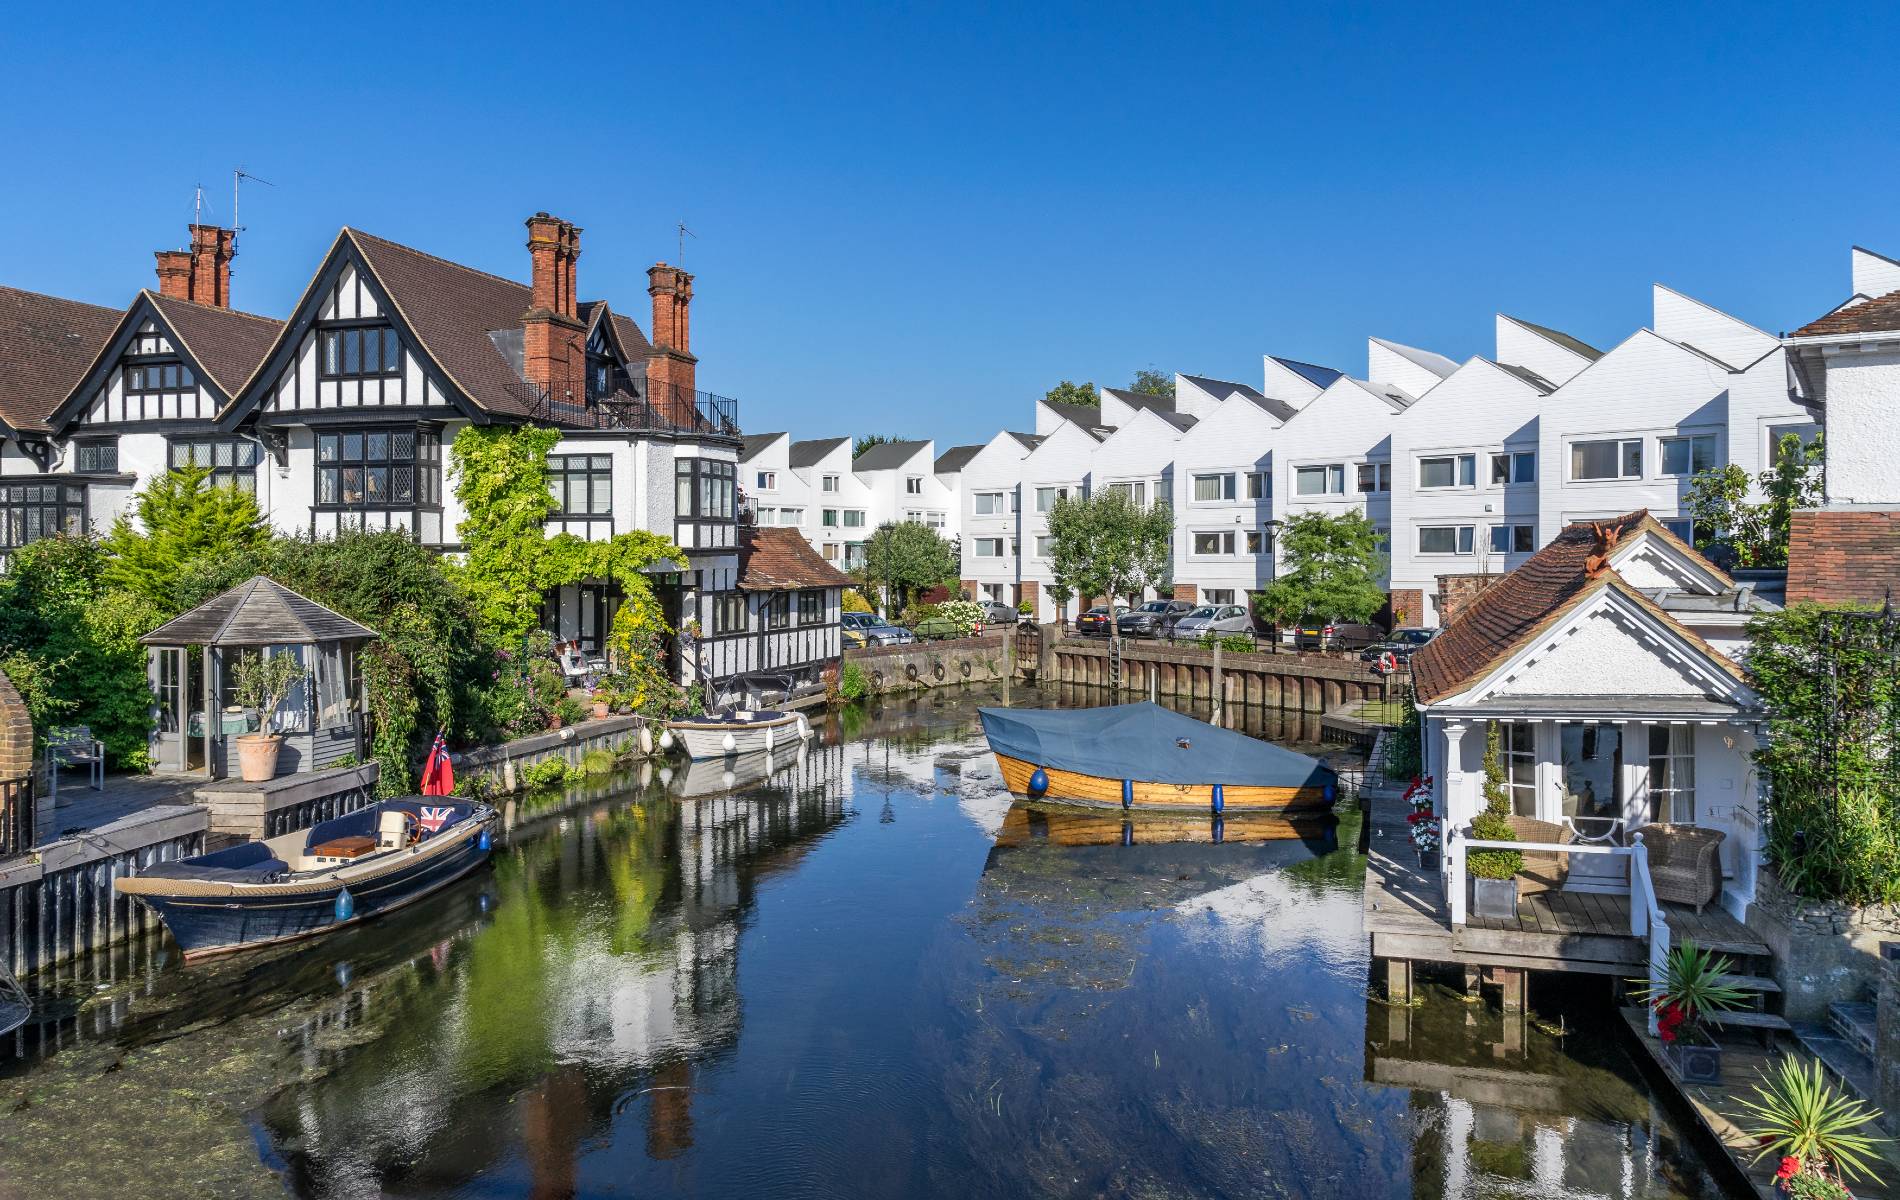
[
  {"x1": 1490, "y1": 360, "x2": 1557, "y2": 394},
  {"x1": 1504, "y1": 316, "x2": 1602, "y2": 362},
  {"x1": 1005, "y1": 431, "x2": 1045, "y2": 451},
  {"x1": 1411, "y1": 511, "x2": 1745, "y2": 704},
  {"x1": 1345, "y1": 376, "x2": 1415, "y2": 412},
  {"x1": 852, "y1": 439, "x2": 929, "y2": 470},
  {"x1": 1790, "y1": 288, "x2": 1900, "y2": 338},
  {"x1": 141, "y1": 576, "x2": 378, "y2": 647},
  {"x1": 1184, "y1": 373, "x2": 1299, "y2": 422},
  {"x1": 0, "y1": 285, "x2": 120, "y2": 434},
  {"x1": 740, "y1": 432, "x2": 786, "y2": 461},
  {"x1": 1370, "y1": 337, "x2": 1459, "y2": 381},
  {"x1": 1040, "y1": 399, "x2": 1115, "y2": 437},
  {"x1": 146, "y1": 294, "x2": 284, "y2": 396},
  {"x1": 934, "y1": 444, "x2": 984, "y2": 475},
  {"x1": 789, "y1": 436, "x2": 848, "y2": 468},
  {"x1": 736, "y1": 526, "x2": 853, "y2": 592},
  {"x1": 1101, "y1": 386, "x2": 1172, "y2": 411},
  {"x1": 1267, "y1": 356, "x2": 1345, "y2": 392},
  {"x1": 580, "y1": 301, "x2": 654, "y2": 362}
]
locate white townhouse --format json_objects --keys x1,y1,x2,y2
[
  {"x1": 0, "y1": 212, "x2": 848, "y2": 707},
  {"x1": 738, "y1": 432, "x2": 815, "y2": 542},
  {"x1": 1089, "y1": 401, "x2": 1191, "y2": 588},
  {"x1": 931, "y1": 441, "x2": 983, "y2": 534},
  {"x1": 956, "y1": 430, "x2": 1037, "y2": 608},
  {"x1": 1165, "y1": 374, "x2": 1299, "y2": 607},
  {"x1": 1014, "y1": 419, "x2": 1103, "y2": 620},
  {"x1": 851, "y1": 439, "x2": 955, "y2": 540},
  {"x1": 789, "y1": 437, "x2": 873, "y2": 569}
]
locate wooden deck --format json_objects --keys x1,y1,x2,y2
[
  {"x1": 36, "y1": 771, "x2": 207, "y2": 843},
  {"x1": 1363, "y1": 792, "x2": 1768, "y2": 974}
]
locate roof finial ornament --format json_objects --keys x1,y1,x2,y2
[{"x1": 1584, "y1": 520, "x2": 1623, "y2": 578}]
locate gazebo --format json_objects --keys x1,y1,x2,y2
[{"x1": 141, "y1": 577, "x2": 378, "y2": 780}]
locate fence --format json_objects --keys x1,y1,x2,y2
[{"x1": 0, "y1": 776, "x2": 31, "y2": 861}]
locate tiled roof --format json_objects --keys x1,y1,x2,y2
[
  {"x1": 147, "y1": 293, "x2": 284, "y2": 397},
  {"x1": 1790, "y1": 289, "x2": 1900, "y2": 338},
  {"x1": 740, "y1": 432, "x2": 785, "y2": 461},
  {"x1": 1411, "y1": 510, "x2": 1746, "y2": 703},
  {"x1": 1787, "y1": 509, "x2": 1900, "y2": 605},
  {"x1": 934, "y1": 444, "x2": 983, "y2": 475},
  {"x1": 1183, "y1": 373, "x2": 1299, "y2": 422},
  {"x1": 737, "y1": 526, "x2": 853, "y2": 592},
  {"x1": 789, "y1": 436, "x2": 847, "y2": 468},
  {"x1": 141, "y1": 576, "x2": 378, "y2": 647},
  {"x1": 0, "y1": 285, "x2": 120, "y2": 432},
  {"x1": 853, "y1": 439, "x2": 929, "y2": 470}
]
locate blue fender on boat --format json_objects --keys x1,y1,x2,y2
[
  {"x1": 1121, "y1": 779, "x2": 1133, "y2": 809},
  {"x1": 1212, "y1": 816, "x2": 1225, "y2": 844},
  {"x1": 1323, "y1": 782, "x2": 1336, "y2": 802},
  {"x1": 1028, "y1": 768, "x2": 1049, "y2": 797},
  {"x1": 334, "y1": 887, "x2": 355, "y2": 922},
  {"x1": 478, "y1": 829, "x2": 492, "y2": 852},
  {"x1": 1211, "y1": 783, "x2": 1224, "y2": 813}
]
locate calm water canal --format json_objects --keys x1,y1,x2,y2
[{"x1": 1, "y1": 684, "x2": 1729, "y2": 1199}]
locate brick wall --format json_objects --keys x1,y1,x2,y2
[
  {"x1": 1788, "y1": 509, "x2": 1900, "y2": 605},
  {"x1": 1171, "y1": 583, "x2": 1197, "y2": 604},
  {"x1": 1386, "y1": 588, "x2": 1424, "y2": 628},
  {"x1": 0, "y1": 662, "x2": 33, "y2": 780},
  {"x1": 1435, "y1": 572, "x2": 1508, "y2": 625}
]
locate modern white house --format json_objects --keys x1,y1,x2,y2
[
  {"x1": 956, "y1": 429, "x2": 1037, "y2": 608},
  {"x1": 1165, "y1": 382, "x2": 1282, "y2": 606},
  {"x1": 851, "y1": 439, "x2": 955, "y2": 541},
  {"x1": 1013, "y1": 418, "x2": 1104, "y2": 620},
  {"x1": 787, "y1": 437, "x2": 872, "y2": 569}
]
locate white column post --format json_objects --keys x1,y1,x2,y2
[
  {"x1": 1622, "y1": 720, "x2": 1650, "y2": 831},
  {"x1": 1442, "y1": 720, "x2": 1470, "y2": 827},
  {"x1": 1441, "y1": 719, "x2": 1469, "y2": 918},
  {"x1": 1535, "y1": 720, "x2": 1562, "y2": 823}
]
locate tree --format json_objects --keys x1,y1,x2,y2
[
  {"x1": 1045, "y1": 490, "x2": 1173, "y2": 654},
  {"x1": 1685, "y1": 432, "x2": 1825, "y2": 568},
  {"x1": 102, "y1": 465, "x2": 269, "y2": 616},
  {"x1": 1129, "y1": 368, "x2": 1174, "y2": 401},
  {"x1": 1044, "y1": 380, "x2": 1098, "y2": 408},
  {"x1": 853, "y1": 434, "x2": 904, "y2": 460},
  {"x1": 861, "y1": 520, "x2": 959, "y2": 614},
  {"x1": 1253, "y1": 509, "x2": 1387, "y2": 630}
]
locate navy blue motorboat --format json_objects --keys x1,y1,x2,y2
[{"x1": 116, "y1": 798, "x2": 494, "y2": 960}]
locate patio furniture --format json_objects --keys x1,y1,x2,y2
[
  {"x1": 45, "y1": 725, "x2": 105, "y2": 799},
  {"x1": 1640, "y1": 823, "x2": 1726, "y2": 912},
  {"x1": 1506, "y1": 814, "x2": 1572, "y2": 890}
]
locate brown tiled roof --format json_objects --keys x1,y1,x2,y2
[
  {"x1": 147, "y1": 293, "x2": 284, "y2": 397},
  {"x1": 1790, "y1": 289, "x2": 1900, "y2": 338},
  {"x1": 1787, "y1": 509, "x2": 1900, "y2": 606},
  {"x1": 0, "y1": 285, "x2": 120, "y2": 432},
  {"x1": 737, "y1": 526, "x2": 852, "y2": 592},
  {"x1": 1410, "y1": 510, "x2": 1747, "y2": 703}
]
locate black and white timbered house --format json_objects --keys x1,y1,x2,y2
[{"x1": 696, "y1": 525, "x2": 849, "y2": 708}]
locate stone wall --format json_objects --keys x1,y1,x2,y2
[
  {"x1": 1747, "y1": 867, "x2": 1900, "y2": 1020},
  {"x1": 455, "y1": 715, "x2": 662, "y2": 794},
  {"x1": 0, "y1": 663, "x2": 33, "y2": 781},
  {"x1": 846, "y1": 632, "x2": 1012, "y2": 692}
]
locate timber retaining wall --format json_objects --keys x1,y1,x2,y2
[
  {"x1": 845, "y1": 633, "x2": 1013, "y2": 693},
  {"x1": 1047, "y1": 636, "x2": 1391, "y2": 713}
]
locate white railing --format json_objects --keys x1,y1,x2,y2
[
  {"x1": 1629, "y1": 831, "x2": 1669, "y2": 1036},
  {"x1": 1444, "y1": 823, "x2": 1639, "y2": 926}
]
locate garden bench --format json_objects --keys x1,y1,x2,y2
[{"x1": 45, "y1": 726, "x2": 105, "y2": 800}]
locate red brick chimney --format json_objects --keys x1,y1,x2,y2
[
  {"x1": 153, "y1": 249, "x2": 192, "y2": 300},
  {"x1": 522, "y1": 213, "x2": 585, "y2": 404},
  {"x1": 646, "y1": 262, "x2": 697, "y2": 423},
  {"x1": 153, "y1": 224, "x2": 235, "y2": 307}
]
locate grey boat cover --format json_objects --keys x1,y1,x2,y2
[{"x1": 978, "y1": 702, "x2": 1337, "y2": 791}]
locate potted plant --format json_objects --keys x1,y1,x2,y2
[
  {"x1": 1737, "y1": 1056, "x2": 1889, "y2": 1197},
  {"x1": 1403, "y1": 775, "x2": 1439, "y2": 868},
  {"x1": 231, "y1": 649, "x2": 305, "y2": 782},
  {"x1": 1467, "y1": 723, "x2": 1525, "y2": 917},
  {"x1": 590, "y1": 688, "x2": 611, "y2": 720},
  {"x1": 1636, "y1": 940, "x2": 1748, "y2": 1084}
]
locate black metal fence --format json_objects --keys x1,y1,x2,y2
[
  {"x1": 0, "y1": 775, "x2": 35, "y2": 860},
  {"x1": 508, "y1": 376, "x2": 741, "y2": 439}
]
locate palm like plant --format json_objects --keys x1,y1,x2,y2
[
  {"x1": 1736, "y1": 1057, "x2": 1890, "y2": 1185},
  {"x1": 1636, "y1": 939, "x2": 1749, "y2": 1044}
]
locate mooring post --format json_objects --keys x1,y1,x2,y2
[
  {"x1": 1385, "y1": 957, "x2": 1413, "y2": 1005},
  {"x1": 1211, "y1": 644, "x2": 1224, "y2": 725}
]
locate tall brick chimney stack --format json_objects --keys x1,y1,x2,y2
[
  {"x1": 646, "y1": 263, "x2": 697, "y2": 424},
  {"x1": 187, "y1": 224, "x2": 235, "y2": 307},
  {"x1": 154, "y1": 250, "x2": 192, "y2": 300},
  {"x1": 522, "y1": 213, "x2": 585, "y2": 403}
]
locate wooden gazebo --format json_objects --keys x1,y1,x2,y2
[{"x1": 141, "y1": 577, "x2": 377, "y2": 780}]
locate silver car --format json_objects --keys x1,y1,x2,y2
[
  {"x1": 1168, "y1": 604, "x2": 1255, "y2": 641},
  {"x1": 974, "y1": 599, "x2": 1018, "y2": 624}
]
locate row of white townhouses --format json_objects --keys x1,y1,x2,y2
[
  {"x1": 0, "y1": 213, "x2": 849, "y2": 706},
  {"x1": 740, "y1": 249, "x2": 1893, "y2": 626}
]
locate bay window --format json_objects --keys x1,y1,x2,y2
[
  {"x1": 0, "y1": 482, "x2": 85, "y2": 551},
  {"x1": 548, "y1": 454, "x2": 612, "y2": 516},
  {"x1": 316, "y1": 427, "x2": 440, "y2": 511},
  {"x1": 675, "y1": 458, "x2": 736, "y2": 520}
]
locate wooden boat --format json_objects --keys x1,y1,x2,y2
[
  {"x1": 115, "y1": 799, "x2": 494, "y2": 960},
  {"x1": 666, "y1": 709, "x2": 811, "y2": 760},
  {"x1": 978, "y1": 701, "x2": 1337, "y2": 813},
  {"x1": 993, "y1": 801, "x2": 1333, "y2": 847}
]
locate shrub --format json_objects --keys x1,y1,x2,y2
[
  {"x1": 1016, "y1": 599, "x2": 1033, "y2": 615},
  {"x1": 1385, "y1": 686, "x2": 1422, "y2": 780},
  {"x1": 580, "y1": 748, "x2": 618, "y2": 777},
  {"x1": 519, "y1": 757, "x2": 567, "y2": 790},
  {"x1": 554, "y1": 695, "x2": 588, "y2": 727},
  {"x1": 838, "y1": 660, "x2": 869, "y2": 702},
  {"x1": 1197, "y1": 632, "x2": 1255, "y2": 653},
  {"x1": 1736, "y1": 1056, "x2": 1890, "y2": 1185},
  {"x1": 937, "y1": 598, "x2": 984, "y2": 631},
  {"x1": 842, "y1": 589, "x2": 874, "y2": 614}
]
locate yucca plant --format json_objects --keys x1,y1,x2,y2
[
  {"x1": 1735, "y1": 1056, "x2": 1890, "y2": 1185},
  {"x1": 1635, "y1": 939, "x2": 1749, "y2": 1044}
]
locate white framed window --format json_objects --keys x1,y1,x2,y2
[
  {"x1": 1294, "y1": 464, "x2": 1346, "y2": 496},
  {"x1": 755, "y1": 470, "x2": 777, "y2": 490},
  {"x1": 780, "y1": 507, "x2": 804, "y2": 525},
  {"x1": 1034, "y1": 534, "x2": 1054, "y2": 557},
  {"x1": 1356, "y1": 463, "x2": 1391, "y2": 494},
  {"x1": 1244, "y1": 529, "x2": 1265, "y2": 554},
  {"x1": 842, "y1": 510, "x2": 866, "y2": 528},
  {"x1": 1204, "y1": 589, "x2": 1236, "y2": 605},
  {"x1": 1488, "y1": 524, "x2": 1535, "y2": 554},
  {"x1": 1766, "y1": 421, "x2": 1821, "y2": 463},
  {"x1": 1490, "y1": 451, "x2": 1535, "y2": 485},
  {"x1": 974, "y1": 491, "x2": 1006, "y2": 515},
  {"x1": 905, "y1": 475, "x2": 923, "y2": 494},
  {"x1": 925, "y1": 511, "x2": 945, "y2": 529},
  {"x1": 822, "y1": 474, "x2": 839, "y2": 492},
  {"x1": 974, "y1": 537, "x2": 1005, "y2": 558},
  {"x1": 1193, "y1": 473, "x2": 1236, "y2": 502},
  {"x1": 756, "y1": 507, "x2": 776, "y2": 525},
  {"x1": 1035, "y1": 486, "x2": 1069, "y2": 512},
  {"x1": 822, "y1": 543, "x2": 839, "y2": 561},
  {"x1": 1660, "y1": 433, "x2": 1719, "y2": 476},
  {"x1": 1192, "y1": 530, "x2": 1236, "y2": 555},
  {"x1": 1418, "y1": 524, "x2": 1475, "y2": 555},
  {"x1": 1648, "y1": 725, "x2": 1697, "y2": 823},
  {"x1": 1106, "y1": 480, "x2": 1148, "y2": 506},
  {"x1": 1418, "y1": 453, "x2": 1476, "y2": 489},
  {"x1": 1501, "y1": 722, "x2": 1537, "y2": 816},
  {"x1": 1570, "y1": 438, "x2": 1643, "y2": 481},
  {"x1": 1246, "y1": 471, "x2": 1268, "y2": 499},
  {"x1": 821, "y1": 509, "x2": 839, "y2": 528}
]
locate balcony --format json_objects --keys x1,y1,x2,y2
[{"x1": 507, "y1": 374, "x2": 740, "y2": 440}]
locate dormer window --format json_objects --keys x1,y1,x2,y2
[
  {"x1": 320, "y1": 326, "x2": 402, "y2": 379},
  {"x1": 125, "y1": 362, "x2": 196, "y2": 395}
]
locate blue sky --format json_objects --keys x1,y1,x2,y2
[{"x1": 3, "y1": 2, "x2": 1897, "y2": 448}]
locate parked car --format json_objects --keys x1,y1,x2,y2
[
  {"x1": 1117, "y1": 599, "x2": 1195, "y2": 639},
  {"x1": 1074, "y1": 605, "x2": 1128, "y2": 637},
  {"x1": 1359, "y1": 627, "x2": 1438, "y2": 664},
  {"x1": 1283, "y1": 620, "x2": 1384, "y2": 651},
  {"x1": 974, "y1": 599, "x2": 1018, "y2": 625},
  {"x1": 1169, "y1": 604, "x2": 1255, "y2": 641},
  {"x1": 841, "y1": 611, "x2": 914, "y2": 646}
]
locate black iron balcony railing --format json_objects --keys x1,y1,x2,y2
[{"x1": 507, "y1": 374, "x2": 741, "y2": 439}]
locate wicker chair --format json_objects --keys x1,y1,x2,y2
[
  {"x1": 1639, "y1": 823, "x2": 1726, "y2": 912},
  {"x1": 1505, "y1": 814, "x2": 1572, "y2": 891}
]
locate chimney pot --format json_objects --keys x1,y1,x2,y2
[{"x1": 182, "y1": 224, "x2": 235, "y2": 308}]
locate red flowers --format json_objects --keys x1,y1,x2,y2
[
  {"x1": 1776, "y1": 1156, "x2": 1803, "y2": 1182},
  {"x1": 1655, "y1": 999, "x2": 1688, "y2": 1044}
]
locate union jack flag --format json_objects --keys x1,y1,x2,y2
[{"x1": 418, "y1": 806, "x2": 456, "y2": 833}]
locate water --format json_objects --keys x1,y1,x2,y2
[{"x1": 0, "y1": 685, "x2": 1728, "y2": 1199}]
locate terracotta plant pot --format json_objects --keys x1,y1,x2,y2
[
  {"x1": 592, "y1": 701, "x2": 610, "y2": 719},
  {"x1": 549, "y1": 716, "x2": 563, "y2": 730},
  {"x1": 235, "y1": 733, "x2": 284, "y2": 782}
]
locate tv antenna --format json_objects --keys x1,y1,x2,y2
[
  {"x1": 677, "y1": 219, "x2": 696, "y2": 266},
  {"x1": 232, "y1": 168, "x2": 274, "y2": 261}
]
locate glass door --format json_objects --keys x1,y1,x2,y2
[{"x1": 148, "y1": 647, "x2": 189, "y2": 771}]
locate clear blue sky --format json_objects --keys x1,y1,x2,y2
[{"x1": 3, "y1": 2, "x2": 1896, "y2": 448}]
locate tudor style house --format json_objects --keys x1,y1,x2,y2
[
  {"x1": 0, "y1": 211, "x2": 845, "y2": 709},
  {"x1": 696, "y1": 526, "x2": 850, "y2": 707},
  {"x1": 1410, "y1": 511, "x2": 1776, "y2": 920}
]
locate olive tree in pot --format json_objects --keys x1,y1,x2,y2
[
  {"x1": 1636, "y1": 939, "x2": 1748, "y2": 1084},
  {"x1": 1467, "y1": 721, "x2": 1525, "y2": 918},
  {"x1": 232, "y1": 649, "x2": 305, "y2": 782}
]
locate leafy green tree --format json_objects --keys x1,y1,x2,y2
[
  {"x1": 1685, "y1": 432, "x2": 1824, "y2": 567},
  {"x1": 861, "y1": 520, "x2": 959, "y2": 614},
  {"x1": 1252, "y1": 509, "x2": 1387, "y2": 629},
  {"x1": 853, "y1": 434, "x2": 904, "y2": 460},
  {"x1": 1129, "y1": 368, "x2": 1174, "y2": 400},
  {"x1": 1045, "y1": 490, "x2": 1173, "y2": 652},
  {"x1": 102, "y1": 465, "x2": 269, "y2": 616},
  {"x1": 1044, "y1": 380, "x2": 1098, "y2": 408}
]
